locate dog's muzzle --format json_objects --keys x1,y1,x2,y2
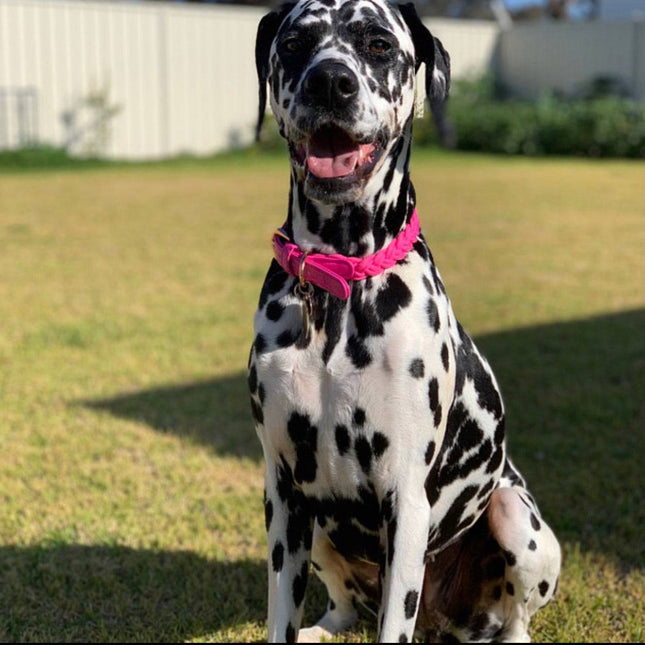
[{"x1": 289, "y1": 60, "x2": 386, "y2": 202}]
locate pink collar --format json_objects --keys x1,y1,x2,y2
[{"x1": 272, "y1": 210, "x2": 420, "y2": 300}]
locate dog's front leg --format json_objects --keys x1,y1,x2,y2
[
  {"x1": 265, "y1": 462, "x2": 314, "y2": 643},
  {"x1": 378, "y1": 485, "x2": 431, "y2": 643}
]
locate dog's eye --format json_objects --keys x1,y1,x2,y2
[
  {"x1": 282, "y1": 37, "x2": 302, "y2": 54},
  {"x1": 367, "y1": 38, "x2": 391, "y2": 55}
]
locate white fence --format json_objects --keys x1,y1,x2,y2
[
  {"x1": 0, "y1": 0, "x2": 643, "y2": 160},
  {"x1": 497, "y1": 19, "x2": 645, "y2": 100},
  {"x1": 0, "y1": 0, "x2": 265, "y2": 159}
]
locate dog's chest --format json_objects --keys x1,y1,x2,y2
[{"x1": 251, "y1": 255, "x2": 455, "y2": 498}]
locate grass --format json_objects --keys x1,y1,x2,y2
[{"x1": 0, "y1": 148, "x2": 643, "y2": 642}]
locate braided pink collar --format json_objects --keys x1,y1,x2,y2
[{"x1": 272, "y1": 209, "x2": 420, "y2": 300}]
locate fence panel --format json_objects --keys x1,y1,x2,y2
[
  {"x1": 0, "y1": 0, "x2": 264, "y2": 159},
  {"x1": 497, "y1": 19, "x2": 645, "y2": 100}
]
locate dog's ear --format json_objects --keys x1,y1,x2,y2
[
  {"x1": 397, "y1": 2, "x2": 451, "y2": 106},
  {"x1": 255, "y1": 2, "x2": 295, "y2": 142}
]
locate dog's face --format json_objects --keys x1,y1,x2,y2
[{"x1": 256, "y1": 0, "x2": 450, "y2": 205}]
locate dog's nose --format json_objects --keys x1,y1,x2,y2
[{"x1": 303, "y1": 62, "x2": 359, "y2": 108}]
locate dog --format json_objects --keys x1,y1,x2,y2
[{"x1": 249, "y1": 0, "x2": 561, "y2": 641}]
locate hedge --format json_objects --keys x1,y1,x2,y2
[{"x1": 414, "y1": 76, "x2": 645, "y2": 158}]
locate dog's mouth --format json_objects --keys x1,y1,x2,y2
[{"x1": 295, "y1": 125, "x2": 382, "y2": 181}]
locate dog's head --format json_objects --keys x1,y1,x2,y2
[{"x1": 255, "y1": 0, "x2": 450, "y2": 205}]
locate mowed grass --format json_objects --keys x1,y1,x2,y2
[{"x1": 0, "y1": 149, "x2": 643, "y2": 642}]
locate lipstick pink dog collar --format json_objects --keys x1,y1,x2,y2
[{"x1": 272, "y1": 210, "x2": 420, "y2": 300}]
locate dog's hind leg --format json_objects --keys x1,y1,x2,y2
[
  {"x1": 298, "y1": 524, "x2": 367, "y2": 643},
  {"x1": 487, "y1": 474, "x2": 561, "y2": 642},
  {"x1": 417, "y1": 460, "x2": 560, "y2": 642}
]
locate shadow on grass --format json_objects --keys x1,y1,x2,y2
[
  {"x1": 0, "y1": 544, "x2": 266, "y2": 642},
  {"x1": 82, "y1": 307, "x2": 645, "y2": 568},
  {"x1": 84, "y1": 372, "x2": 263, "y2": 461}
]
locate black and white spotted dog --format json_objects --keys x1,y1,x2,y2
[{"x1": 248, "y1": 0, "x2": 561, "y2": 641}]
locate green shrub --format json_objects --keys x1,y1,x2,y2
[
  {"x1": 414, "y1": 76, "x2": 645, "y2": 158},
  {"x1": 0, "y1": 144, "x2": 109, "y2": 170}
]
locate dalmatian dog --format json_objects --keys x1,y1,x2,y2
[{"x1": 249, "y1": 0, "x2": 561, "y2": 641}]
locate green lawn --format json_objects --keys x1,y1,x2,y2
[{"x1": 0, "y1": 149, "x2": 643, "y2": 642}]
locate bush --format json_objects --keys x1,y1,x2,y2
[
  {"x1": 0, "y1": 144, "x2": 110, "y2": 170},
  {"x1": 414, "y1": 76, "x2": 645, "y2": 158}
]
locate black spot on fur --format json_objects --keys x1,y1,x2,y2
[
  {"x1": 441, "y1": 342, "x2": 450, "y2": 371},
  {"x1": 294, "y1": 450, "x2": 317, "y2": 484},
  {"x1": 387, "y1": 517, "x2": 397, "y2": 566},
  {"x1": 351, "y1": 287, "x2": 384, "y2": 338},
  {"x1": 381, "y1": 490, "x2": 394, "y2": 521},
  {"x1": 266, "y1": 300, "x2": 285, "y2": 322},
  {"x1": 504, "y1": 549, "x2": 517, "y2": 566},
  {"x1": 254, "y1": 333, "x2": 267, "y2": 354},
  {"x1": 293, "y1": 561, "x2": 309, "y2": 608},
  {"x1": 287, "y1": 412, "x2": 311, "y2": 441},
  {"x1": 409, "y1": 357, "x2": 425, "y2": 378},
  {"x1": 428, "y1": 377, "x2": 439, "y2": 412},
  {"x1": 494, "y1": 417, "x2": 505, "y2": 444},
  {"x1": 355, "y1": 436, "x2": 372, "y2": 474},
  {"x1": 531, "y1": 513, "x2": 542, "y2": 531},
  {"x1": 250, "y1": 398, "x2": 264, "y2": 425},
  {"x1": 404, "y1": 590, "x2": 418, "y2": 619},
  {"x1": 398, "y1": 634, "x2": 408, "y2": 643},
  {"x1": 353, "y1": 407, "x2": 366, "y2": 427},
  {"x1": 286, "y1": 623, "x2": 296, "y2": 643},
  {"x1": 453, "y1": 323, "x2": 503, "y2": 419},
  {"x1": 538, "y1": 580, "x2": 550, "y2": 597},
  {"x1": 375, "y1": 274, "x2": 412, "y2": 321},
  {"x1": 346, "y1": 335, "x2": 372, "y2": 368},
  {"x1": 433, "y1": 404, "x2": 442, "y2": 427},
  {"x1": 287, "y1": 506, "x2": 310, "y2": 554},
  {"x1": 429, "y1": 485, "x2": 479, "y2": 551},
  {"x1": 486, "y1": 445, "x2": 504, "y2": 474},
  {"x1": 258, "y1": 262, "x2": 289, "y2": 310},
  {"x1": 528, "y1": 539, "x2": 537, "y2": 551},
  {"x1": 459, "y1": 419, "x2": 483, "y2": 451},
  {"x1": 426, "y1": 298, "x2": 440, "y2": 333},
  {"x1": 322, "y1": 295, "x2": 344, "y2": 363},
  {"x1": 492, "y1": 584, "x2": 502, "y2": 600},
  {"x1": 372, "y1": 432, "x2": 390, "y2": 458},
  {"x1": 265, "y1": 499, "x2": 273, "y2": 532},
  {"x1": 272, "y1": 542, "x2": 284, "y2": 572},
  {"x1": 335, "y1": 424, "x2": 350, "y2": 455},
  {"x1": 477, "y1": 478, "x2": 495, "y2": 500},
  {"x1": 287, "y1": 412, "x2": 318, "y2": 483},
  {"x1": 276, "y1": 329, "x2": 295, "y2": 347},
  {"x1": 305, "y1": 202, "x2": 320, "y2": 235},
  {"x1": 276, "y1": 457, "x2": 293, "y2": 502},
  {"x1": 247, "y1": 364, "x2": 257, "y2": 394},
  {"x1": 506, "y1": 581, "x2": 515, "y2": 596},
  {"x1": 413, "y1": 237, "x2": 428, "y2": 260},
  {"x1": 425, "y1": 440, "x2": 436, "y2": 465}
]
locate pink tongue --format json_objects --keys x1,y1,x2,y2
[
  {"x1": 305, "y1": 128, "x2": 369, "y2": 179},
  {"x1": 307, "y1": 149, "x2": 359, "y2": 178}
]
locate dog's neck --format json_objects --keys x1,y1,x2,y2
[{"x1": 285, "y1": 122, "x2": 416, "y2": 257}]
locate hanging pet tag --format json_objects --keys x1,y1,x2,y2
[{"x1": 295, "y1": 253, "x2": 313, "y2": 337}]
